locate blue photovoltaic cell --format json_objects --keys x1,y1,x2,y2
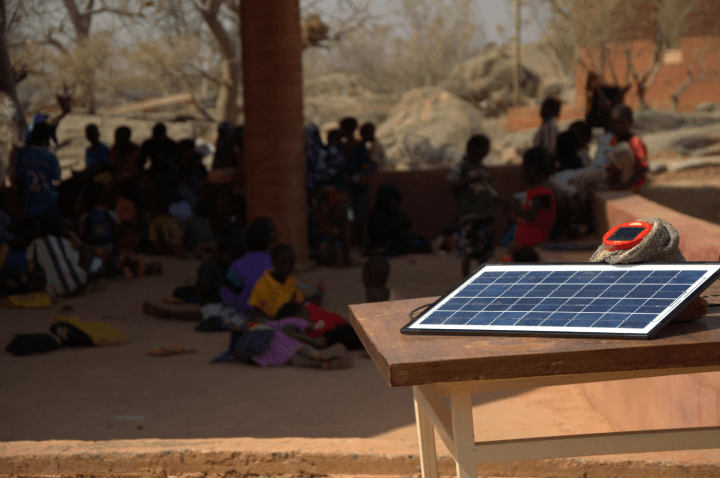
[{"x1": 407, "y1": 264, "x2": 720, "y2": 338}]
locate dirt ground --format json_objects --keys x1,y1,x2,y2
[
  {"x1": 1, "y1": 250, "x2": 621, "y2": 445},
  {"x1": 6, "y1": 245, "x2": 720, "y2": 478}
]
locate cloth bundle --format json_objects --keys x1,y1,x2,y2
[{"x1": 589, "y1": 217, "x2": 707, "y2": 322}]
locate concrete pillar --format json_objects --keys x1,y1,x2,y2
[{"x1": 240, "y1": 0, "x2": 307, "y2": 260}]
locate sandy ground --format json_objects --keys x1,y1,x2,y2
[
  {"x1": 6, "y1": 244, "x2": 720, "y2": 477},
  {"x1": 1, "y1": 250, "x2": 622, "y2": 447}
]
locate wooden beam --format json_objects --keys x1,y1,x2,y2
[
  {"x1": 451, "y1": 388, "x2": 477, "y2": 478},
  {"x1": 475, "y1": 426, "x2": 720, "y2": 464},
  {"x1": 431, "y1": 365, "x2": 720, "y2": 396},
  {"x1": 413, "y1": 385, "x2": 457, "y2": 461},
  {"x1": 413, "y1": 390, "x2": 439, "y2": 478}
]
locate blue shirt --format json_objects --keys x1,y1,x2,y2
[
  {"x1": 86, "y1": 143, "x2": 110, "y2": 169},
  {"x1": 16, "y1": 147, "x2": 61, "y2": 216}
]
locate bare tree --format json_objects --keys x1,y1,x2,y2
[
  {"x1": 620, "y1": 0, "x2": 703, "y2": 109},
  {"x1": 0, "y1": 0, "x2": 25, "y2": 142},
  {"x1": 32, "y1": 0, "x2": 145, "y2": 113},
  {"x1": 311, "y1": 0, "x2": 484, "y2": 93},
  {"x1": 671, "y1": 38, "x2": 720, "y2": 111},
  {"x1": 539, "y1": 0, "x2": 708, "y2": 109}
]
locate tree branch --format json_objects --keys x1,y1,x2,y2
[{"x1": 85, "y1": 6, "x2": 145, "y2": 18}]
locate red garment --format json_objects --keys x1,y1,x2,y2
[
  {"x1": 514, "y1": 186, "x2": 556, "y2": 247},
  {"x1": 610, "y1": 135, "x2": 648, "y2": 192},
  {"x1": 304, "y1": 302, "x2": 347, "y2": 339}
]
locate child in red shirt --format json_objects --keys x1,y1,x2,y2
[
  {"x1": 606, "y1": 104, "x2": 648, "y2": 193},
  {"x1": 497, "y1": 147, "x2": 557, "y2": 262}
]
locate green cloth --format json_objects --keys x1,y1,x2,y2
[{"x1": 448, "y1": 161, "x2": 494, "y2": 221}]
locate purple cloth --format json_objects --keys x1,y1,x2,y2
[
  {"x1": 220, "y1": 251, "x2": 272, "y2": 312},
  {"x1": 253, "y1": 317, "x2": 310, "y2": 367}
]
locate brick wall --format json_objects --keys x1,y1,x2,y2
[{"x1": 577, "y1": 36, "x2": 720, "y2": 111}]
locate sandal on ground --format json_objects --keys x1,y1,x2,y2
[
  {"x1": 166, "y1": 344, "x2": 196, "y2": 355},
  {"x1": 148, "y1": 347, "x2": 171, "y2": 357},
  {"x1": 322, "y1": 354, "x2": 355, "y2": 370}
]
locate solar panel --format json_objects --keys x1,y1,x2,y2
[{"x1": 401, "y1": 263, "x2": 720, "y2": 339}]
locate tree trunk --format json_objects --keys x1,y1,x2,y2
[
  {"x1": 0, "y1": 0, "x2": 26, "y2": 186},
  {"x1": 199, "y1": 0, "x2": 240, "y2": 123},
  {"x1": 636, "y1": 81, "x2": 649, "y2": 110},
  {"x1": 215, "y1": 58, "x2": 239, "y2": 123},
  {"x1": 241, "y1": 0, "x2": 307, "y2": 260},
  {"x1": 61, "y1": 0, "x2": 95, "y2": 113}
]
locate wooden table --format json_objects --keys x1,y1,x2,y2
[{"x1": 348, "y1": 297, "x2": 720, "y2": 478}]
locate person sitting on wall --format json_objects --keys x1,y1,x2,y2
[
  {"x1": 605, "y1": 104, "x2": 649, "y2": 193},
  {"x1": 496, "y1": 147, "x2": 557, "y2": 262}
]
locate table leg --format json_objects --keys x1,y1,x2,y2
[
  {"x1": 413, "y1": 386, "x2": 439, "y2": 478},
  {"x1": 451, "y1": 387, "x2": 477, "y2": 478}
]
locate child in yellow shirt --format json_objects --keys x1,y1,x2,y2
[{"x1": 248, "y1": 243, "x2": 321, "y2": 320}]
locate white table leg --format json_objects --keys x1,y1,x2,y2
[
  {"x1": 413, "y1": 386, "x2": 439, "y2": 478},
  {"x1": 451, "y1": 387, "x2": 477, "y2": 478}
]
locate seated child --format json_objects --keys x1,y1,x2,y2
[
  {"x1": 114, "y1": 179, "x2": 141, "y2": 251},
  {"x1": 246, "y1": 242, "x2": 362, "y2": 350},
  {"x1": 183, "y1": 201, "x2": 217, "y2": 258},
  {"x1": 447, "y1": 135, "x2": 496, "y2": 278},
  {"x1": 146, "y1": 210, "x2": 184, "y2": 255},
  {"x1": 79, "y1": 186, "x2": 121, "y2": 275},
  {"x1": 224, "y1": 304, "x2": 353, "y2": 369},
  {"x1": 555, "y1": 121, "x2": 591, "y2": 172},
  {"x1": 221, "y1": 217, "x2": 276, "y2": 313},
  {"x1": 248, "y1": 243, "x2": 322, "y2": 321},
  {"x1": 142, "y1": 238, "x2": 245, "y2": 321},
  {"x1": 0, "y1": 218, "x2": 46, "y2": 298},
  {"x1": 508, "y1": 246, "x2": 540, "y2": 263},
  {"x1": 363, "y1": 254, "x2": 405, "y2": 303},
  {"x1": 496, "y1": 147, "x2": 557, "y2": 262},
  {"x1": 606, "y1": 104, "x2": 648, "y2": 193},
  {"x1": 28, "y1": 221, "x2": 88, "y2": 297}
]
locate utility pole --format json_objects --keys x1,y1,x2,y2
[{"x1": 514, "y1": 0, "x2": 521, "y2": 105}]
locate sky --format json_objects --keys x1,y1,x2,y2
[{"x1": 313, "y1": 0, "x2": 546, "y2": 45}]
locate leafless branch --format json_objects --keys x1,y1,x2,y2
[{"x1": 85, "y1": 6, "x2": 146, "y2": 18}]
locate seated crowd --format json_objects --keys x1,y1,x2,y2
[{"x1": 0, "y1": 100, "x2": 648, "y2": 367}]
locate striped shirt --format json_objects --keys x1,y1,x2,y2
[{"x1": 28, "y1": 235, "x2": 87, "y2": 297}]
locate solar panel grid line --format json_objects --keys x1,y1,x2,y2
[
  {"x1": 436, "y1": 269, "x2": 686, "y2": 329},
  {"x1": 404, "y1": 264, "x2": 720, "y2": 339}
]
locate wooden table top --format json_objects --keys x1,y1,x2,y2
[{"x1": 348, "y1": 295, "x2": 720, "y2": 388}]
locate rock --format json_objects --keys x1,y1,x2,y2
[
  {"x1": 303, "y1": 72, "x2": 396, "y2": 129},
  {"x1": 303, "y1": 72, "x2": 378, "y2": 98},
  {"x1": 695, "y1": 102, "x2": 720, "y2": 113},
  {"x1": 542, "y1": 81, "x2": 565, "y2": 99},
  {"x1": 376, "y1": 87, "x2": 494, "y2": 168},
  {"x1": 442, "y1": 45, "x2": 541, "y2": 112},
  {"x1": 648, "y1": 163, "x2": 668, "y2": 174},
  {"x1": 633, "y1": 110, "x2": 720, "y2": 134}
]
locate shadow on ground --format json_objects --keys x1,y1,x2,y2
[{"x1": 0, "y1": 254, "x2": 534, "y2": 442}]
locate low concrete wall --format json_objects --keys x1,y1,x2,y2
[
  {"x1": 367, "y1": 166, "x2": 527, "y2": 243},
  {"x1": 584, "y1": 190, "x2": 720, "y2": 432},
  {"x1": 592, "y1": 190, "x2": 720, "y2": 261},
  {"x1": 3, "y1": 437, "x2": 720, "y2": 478}
]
